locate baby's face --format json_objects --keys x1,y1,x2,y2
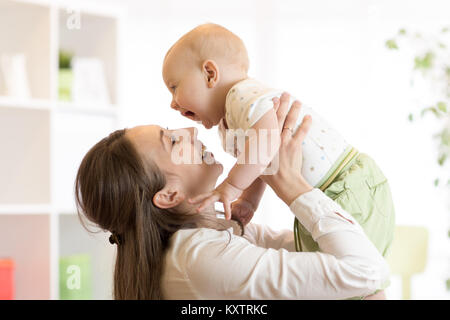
[{"x1": 162, "y1": 46, "x2": 222, "y2": 129}]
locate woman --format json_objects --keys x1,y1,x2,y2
[{"x1": 75, "y1": 93, "x2": 389, "y2": 299}]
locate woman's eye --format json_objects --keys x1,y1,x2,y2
[
  {"x1": 170, "y1": 85, "x2": 177, "y2": 92},
  {"x1": 170, "y1": 135, "x2": 178, "y2": 145}
]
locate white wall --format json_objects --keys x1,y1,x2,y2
[{"x1": 85, "y1": 0, "x2": 449, "y2": 299}]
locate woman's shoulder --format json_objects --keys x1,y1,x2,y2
[
  {"x1": 169, "y1": 227, "x2": 238, "y2": 250},
  {"x1": 164, "y1": 227, "x2": 252, "y2": 276}
]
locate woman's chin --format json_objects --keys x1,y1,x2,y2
[
  {"x1": 206, "y1": 161, "x2": 223, "y2": 175},
  {"x1": 216, "y1": 162, "x2": 223, "y2": 174},
  {"x1": 209, "y1": 161, "x2": 223, "y2": 179}
]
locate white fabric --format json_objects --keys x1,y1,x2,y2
[
  {"x1": 218, "y1": 78, "x2": 350, "y2": 187},
  {"x1": 161, "y1": 188, "x2": 390, "y2": 299}
]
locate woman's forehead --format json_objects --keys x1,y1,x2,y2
[{"x1": 127, "y1": 125, "x2": 163, "y2": 149}]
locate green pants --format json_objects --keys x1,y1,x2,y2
[
  {"x1": 294, "y1": 153, "x2": 395, "y2": 299},
  {"x1": 294, "y1": 153, "x2": 395, "y2": 292}
]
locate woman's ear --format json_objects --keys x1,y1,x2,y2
[
  {"x1": 152, "y1": 185, "x2": 186, "y2": 209},
  {"x1": 202, "y1": 60, "x2": 220, "y2": 88}
]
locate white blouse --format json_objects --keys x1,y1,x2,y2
[{"x1": 161, "y1": 188, "x2": 390, "y2": 300}]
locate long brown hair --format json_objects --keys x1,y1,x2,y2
[{"x1": 74, "y1": 129, "x2": 232, "y2": 299}]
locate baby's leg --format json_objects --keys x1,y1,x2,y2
[
  {"x1": 322, "y1": 153, "x2": 396, "y2": 257},
  {"x1": 295, "y1": 153, "x2": 396, "y2": 296}
]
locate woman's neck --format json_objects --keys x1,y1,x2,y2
[{"x1": 196, "y1": 209, "x2": 243, "y2": 236}]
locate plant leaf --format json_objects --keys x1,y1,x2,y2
[
  {"x1": 437, "y1": 153, "x2": 447, "y2": 166},
  {"x1": 414, "y1": 51, "x2": 434, "y2": 70},
  {"x1": 385, "y1": 39, "x2": 398, "y2": 50},
  {"x1": 421, "y1": 106, "x2": 441, "y2": 118},
  {"x1": 434, "y1": 178, "x2": 439, "y2": 186},
  {"x1": 437, "y1": 101, "x2": 447, "y2": 113}
]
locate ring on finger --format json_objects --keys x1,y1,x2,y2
[{"x1": 283, "y1": 127, "x2": 294, "y2": 135}]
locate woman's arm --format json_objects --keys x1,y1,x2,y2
[
  {"x1": 180, "y1": 188, "x2": 389, "y2": 299},
  {"x1": 243, "y1": 222, "x2": 296, "y2": 251}
]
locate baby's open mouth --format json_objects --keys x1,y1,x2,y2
[
  {"x1": 182, "y1": 110, "x2": 208, "y2": 128},
  {"x1": 182, "y1": 110, "x2": 196, "y2": 120}
]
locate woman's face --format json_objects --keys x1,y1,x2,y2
[{"x1": 126, "y1": 125, "x2": 223, "y2": 199}]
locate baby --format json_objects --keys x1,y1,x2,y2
[{"x1": 162, "y1": 23, "x2": 395, "y2": 259}]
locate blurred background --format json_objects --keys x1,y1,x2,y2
[{"x1": 0, "y1": 0, "x2": 448, "y2": 300}]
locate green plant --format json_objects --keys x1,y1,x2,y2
[
  {"x1": 59, "y1": 50, "x2": 73, "y2": 69},
  {"x1": 386, "y1": 27, "x2": 450, "y2": 294},
  {"x1": 386, "y1": 27, "x2": 450, "y2": 186}
]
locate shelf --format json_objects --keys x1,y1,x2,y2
[
  {"x1": 0, "y1": 214, "x2": 51, "y2": 299},
  {"x1": 58, "y1": 208, "x2": 78, "y2": 215},
  {"x1": 0, "y1": 0, "x2": 121, "y2": 300},
  {"x1": 0, "y1": 0, "x2": 51, "y2": 100},
  {"x1": 0, "y1": 204, "x2": 52, "y2": 215},
  {"x1": 0, "y1": 96, "x2": 119, "y2": 117},
  {"x1": 59, "y1": 214, "x2": 115, "y2": 299},
  {"x1": 0, "y1": 96, "x2": 51, "y2": 110},
  {"x1": 58, "y1": 8, "x2": 118, "y2": 105},
  {"x1": 53, "y1": 112, "x2": 117, "y2": 213},
  {"x1": 55, "y1": 101, "x2": 118, "y2": 117},
  {"x1": 0, "y1": 107, "x2": 50, "y2": 205}
]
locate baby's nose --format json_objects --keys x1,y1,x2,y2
[{"x1": 170, "y1": 99, "x2": 180, "y2": 111}]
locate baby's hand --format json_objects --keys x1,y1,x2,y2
[
  {"x1": 231, "y1": 199, "x2": 255, "y2": 226},
  {"x1": 188, "y1": 180, "x2": 244, "y2": 220}
]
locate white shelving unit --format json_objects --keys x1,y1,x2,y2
[{"x1": 0, "y1": 0, "x2": 122, "y2": 299}]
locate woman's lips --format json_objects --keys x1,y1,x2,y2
[{"x1": 200, "y1": 143, "x2": 214, "y2": 162}]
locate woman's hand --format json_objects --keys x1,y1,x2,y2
[{"x1": 260, "y1": 93, "x2": 313, "y2": 205}]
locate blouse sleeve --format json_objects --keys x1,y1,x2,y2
[
  {"x1": 243, "y1": 223, "x2": 296, "y2": 252},
  {"x1": 183, "y1": 188, "x2": 390, "y2": 300}
]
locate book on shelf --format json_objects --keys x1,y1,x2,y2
[{"x1": 0, "y1": 258, "x2": 15, "y2": 300}]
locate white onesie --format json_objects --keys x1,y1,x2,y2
[{"x1": 218, "y1": 78, "x2": 353, "y2": 188}]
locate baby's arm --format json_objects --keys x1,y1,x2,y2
[
  {"x1": 226, "y1": 107, "x2": 280, "y2": 189},
  {"x1": 240, "y1": 178, "x2": 266, "y2": 210},
  {"x1": 231, "y1": 178, "x2": 266, "y2": 225},
  {"x1": 189, "y1": 109, "x2": 280, "y2": 219}
]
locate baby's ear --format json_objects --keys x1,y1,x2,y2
[{"x1": 202, "y1": 60, "x2": 220, "y2": 88}]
